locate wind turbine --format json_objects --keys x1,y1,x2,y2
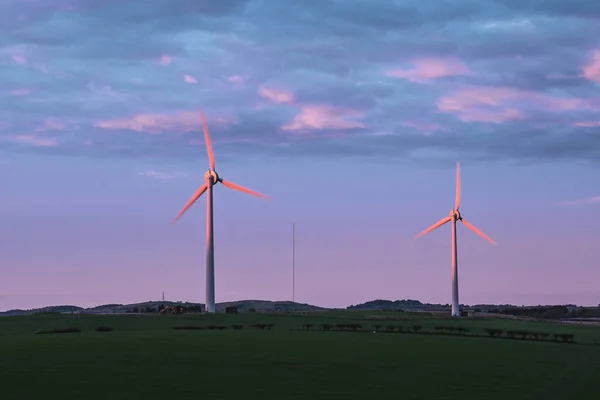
[
  {"x1": 171, "y1": 110, "x2": 269, "y2": 314},
  {"x1": 415, "y1": 162, "x2": 495, "y2": 318}
]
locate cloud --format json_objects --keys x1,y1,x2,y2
[
  {"x1": 10, "y1": 89, "x2": 32, "y2": 96},
  {"x1": 11, "y1": 135, "x2": 58, "y2": 147},
  {"x1": 582, "y1": 50, "x2": 600, "y2": 82},
  {"x1": 401, "y1": 121, "x2": 451, "y2": 134},
  {"x1": 138, "y1": 170, "x2": 189, "y2": 180},
  {"x1": 555, "y1": 196, "x2": 600, "y2": 207},
  {"x1": 159, "y1": 55, "x2": 172, "y2": 65},
  {"x1": 228, "y1": 75, "x2": 245, "y2": 89},
  {"x1": 386, "y1": 58, "x2": 471, "y2": 82},
  {"x1": 11, "y1": 55, "x2": 27, "y2": 64},
  {"x1": 573, "y1": 121, "x2": 600, "y2": 127},
  {"x1": 183, "y1": 75, "x2": 197, "y2": 84},
  {"x1": 479, "y1": 18, "x2": 536, "y2": 32},
  {"x1": 436, "y1": 86, "x2": 600, "y2": 123},
  {"x1": 94, "y1": 111, "x2": 236, "y2": 134},
  {"x1": 281, "y1": 105, "x2": 367, "y2": 132},
  {"x1": 258, "y1": 87, "x2": 295, "y2": 104},
  {"x1": 1, "y1": 0, "x2": 600, "y2": 164}
]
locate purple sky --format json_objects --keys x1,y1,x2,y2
[{"x1": 1, "y1": 0, "x2": 600, "y2": 311}]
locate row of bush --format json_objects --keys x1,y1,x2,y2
[
  {"x1": 301, "y1": 323, "x2": 576, "y2": 344},
  {"x1": 483, "y1": 328, "x2": 574, "y2": 343},
  {"x1": 32, "y1": 324, "x2": 577, "y2": 344},
  {"x1": 36, "y1": 326, "x2": 114, "y2": 335},
  {"x1": 172, "y1": 324, "x2": 275, "y2": 331}
]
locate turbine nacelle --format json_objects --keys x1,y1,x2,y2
[
  {"x1": 450, "y1": 209, "x2": 461, "y2": 220},
  {"x1": 204, "y1": 170, "x2": 219, "y2": 185}
]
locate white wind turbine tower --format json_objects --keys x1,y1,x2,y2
[
  {"x1": 171, "y1": 110, "x2": 269, "y2": 314},
  {"x1": 415, "y1": 162, "x2": 496, "y2": 317}
]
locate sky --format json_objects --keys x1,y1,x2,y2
[{"x1": 1, "y1": 0, "x2": 599, "y2": 311}]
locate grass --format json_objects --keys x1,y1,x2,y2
[{"x1": 0, "y1": 311, "x2": 599, "y2": 399}]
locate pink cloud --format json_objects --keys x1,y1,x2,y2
[
  {"x1": 10, "y1": 89, "x2": 32, "y2": 96},
  {"x1": 86, "y1": 81, "x2": 116, "y2": 97},
  {"x1": 184, "y1": 75, "x2": 197, "y2": 84},
  {"x1": 281, "y1": 105, "x2": 367, "y2": 131},
  {"x1": 12, "y1": 135, "x2": 58, "y2": 147},
  {"x1": 258, "y1": 86, "x2": 295, "y2": 104},
  {"x1": 159, "y1": 55, "x2": 172, "y2": 66},
  {"x1": 228, "y1": 75, "x2": 246, "y2": 89},
  {"x1": 402, "y1": 121, "x2": 451, "y2": 134},
  {"x1": 189, "y1": 137, "x2": 255, "y2": 146},
  {"x1": 33, "y1": 63, "x2": 49, "y2": 73},
  {"x1": 94, "y1": 111, "x2": 237, "y2": 134},
  {"x1": 573, "y1": 121, "x2": 600, "y2": 127},
  {"x1": 228, "y1": 75, "x2": 244, "y2": 84},
  {"x1": 11, "y1": 55, "x2": 27, "y2": 64},
  {"x1": 138, "y1": 170, "x2": 189, "y2": 180},
  {"x1": 555, "y1": 196, "x2": 600, "y2": 207},
  {"x1": 437, "y1": 85, "x2": 600, "y2": 123},
  {"x1": 36, "y1": 119, "x2": 67, "y2": 132},
  {"x1": 582, "y1": 50, "x2": 600, "y2": 83},
  {"x1": 386, "y1": 58, "x2": 471, "y2": 82}
]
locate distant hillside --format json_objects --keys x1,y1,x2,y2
[
  {"x1": 0, "y1": 300, "x2": 326, "y2": 316},
  {"x1": 0, "y1": 305, "x2": 84, "y2": 316},
  {"x1": 2, "y1": 299, "x2": 597, "y2": 318},
  {"x1": 347, "y1": 299, "x2": 434, "y2": 311},
  {"x1": 216, "y1": 300, "x2": 325, "y2": 313}
]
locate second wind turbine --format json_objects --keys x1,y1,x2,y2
[
  {"x1": 416, "y1": 162, "x2": 496, "y2": 318},
  {"x1": 171, "y1": 110, "x2": 269, "y2": 314}
]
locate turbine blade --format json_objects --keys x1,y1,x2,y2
[
  {"x1": 455, "y1": 162, "x2": 461, "y2": 210},
  {"x1": 199, "y1": 109, "x2": 215, "y2": 170},
  {"x1": 171, "y1": 183, "x2": 208, "y2": 224},
  {"x1": 415, "y1": 216, "x2": 452, "y2": 239},
  {"x1": 460, "y1": 218, "x2": 496, "y2": 245},
  {"x1": 220, "y1": 179, "x2": 269, "y2": 200}
]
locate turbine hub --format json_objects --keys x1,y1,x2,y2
[
  {"x1": 450, "y1": 209, "x2": 461, "y2": 220},
  {"x1": 204, "y1": 170, "x2": 219, "y2": 185}
]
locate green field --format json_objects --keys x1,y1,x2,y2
[{"x1": 1, "y1": 311, "x2": 599, "y2": 399}]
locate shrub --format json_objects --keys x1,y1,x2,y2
[
  {"x1": 554, "y1": 333, "x2": 575, "y2": 343},
  {"x1": 349, "y1": 324, "x2": 361, "y2": 331},
  {"x1": 456, "y1": 327, "x2": 470, "y2": 335},
  {"x1": 434, "y1": 326, "x2": 446, "y2": 334},
  {"x1": 95, "y1": 326, "x2": 114, "y2": 332},
  {"x1": 397, "y1": 326, "x2": 404, "y2": 333},
  {"x1": 303, "y1": 324, "x2": 313, "y2": 331},
  {"x1": 412, "y1": 325, "x2": 422, "y2": 333},
  {"x1": 266, "y1": 324, "x2": 275, "y2": 331},
  {"x1": 321, "y1": 324, "x2": 333, "y2": 331},
  {"x1": 506, "y1": 330, "x2": 517, "y2": 339},
  {"x1": 173, "y1": 326, "x2": 204, "y2": 330},
  {"x1": 231, "y1": 324, "x2": 244, "y2": 330},
  {"x1": 372, "y1": 324, "x2": 382, "y2": 331},
  {"x1": 36, "y1": 327, "x2": 81, "y2": 335},
  {"x1": 517, "y1": 330, "x2": 529, "y2": 340},
  {"x1": 484, "y1": 328, "x2": 503, "y2": 337},
  {"x1": 386, "y1": 325, "x2": 396, "y2": 332},
  {"x1": 539, "y1": 332, "x2": 550, "y2": 340}
]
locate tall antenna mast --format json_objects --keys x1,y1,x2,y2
[{"x1": 292, "y1": 223, "x2": 295, "y2": 310}]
